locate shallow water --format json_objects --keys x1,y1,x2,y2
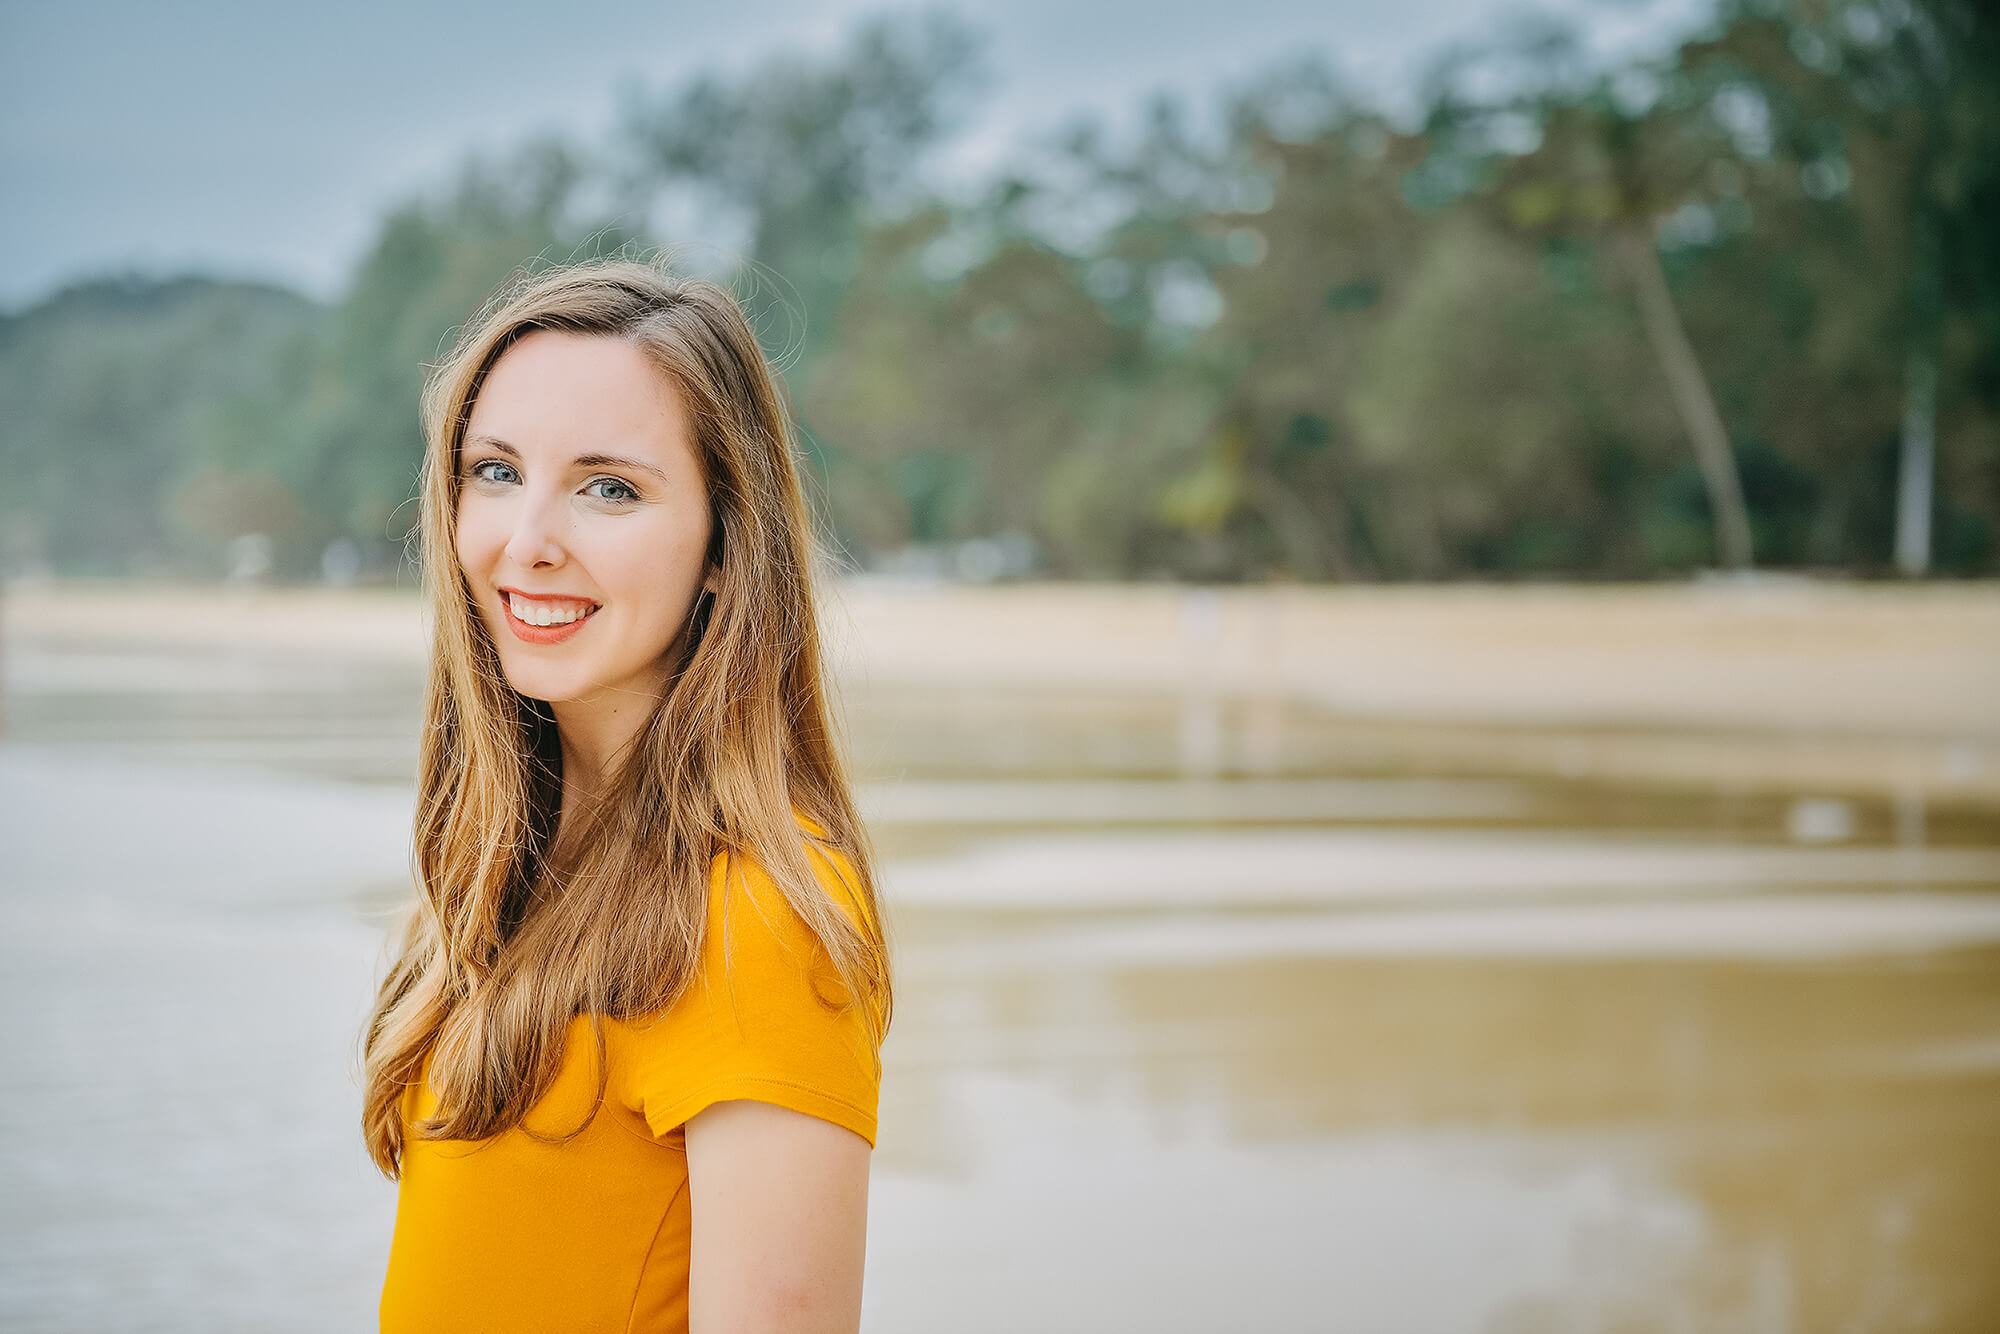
[{"x1": 2, "y1": 615, "x2": 1997, "y2": 1332}]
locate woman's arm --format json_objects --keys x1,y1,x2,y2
[{"x1": 684, "y1": 1098, "x2": 872, "y2": 1334}]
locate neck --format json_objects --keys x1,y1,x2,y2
[
  {"x1": 553, "y1": 699, "x2": 645, "y2": 797},
  {"x1": 546, "y1": 623, "x2": 694, "y2": 821}
]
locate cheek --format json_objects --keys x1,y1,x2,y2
[
  {"x1": 614, "y1": 506, "x2": 708, "y2": 581},
  {"x1": 454, "y1": 501, "x2": 501, "y2": 577},
  {"x1": 608, "y1": 514, "x2": 712, "y2": 633}
]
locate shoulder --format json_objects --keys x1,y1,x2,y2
[
  {"x1": 706, "y1": 813, "x2": 875, "y2": 953},
  {"x1": 617, "y1": 812, "x2": 885, "y2": 1145}
]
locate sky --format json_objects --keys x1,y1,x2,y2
[{"x1": 0, "y1": 0, "x2": 1714, "y2": 313}]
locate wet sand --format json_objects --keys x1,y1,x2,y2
[{"x1": 7, "y1": 740, "x2": 1999, "y2": 1332}]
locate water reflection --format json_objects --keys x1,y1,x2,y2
[{"x1": 872, "y1": 936, "x2": 2000, "y2": 1331}]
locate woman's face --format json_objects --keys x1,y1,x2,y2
[{"x1": 455, "y1": 329, "x2": 717, "y2": 708}]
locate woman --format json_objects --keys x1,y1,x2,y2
[{"x1": 360, "y1": 256, "x2": 893, "y2": 1333}]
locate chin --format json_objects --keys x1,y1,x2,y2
[{"x1": 495, "y1": 663, "x2": 597, "y2": 705}]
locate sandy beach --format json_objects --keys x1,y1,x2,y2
[{"x1": 5, "y1": 574, "x2": 1995, "y2": 800}]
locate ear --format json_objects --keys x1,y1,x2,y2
[{"x1": 701, "y1": 564, "x2": 721, "y2": 596}]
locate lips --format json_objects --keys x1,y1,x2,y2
[
  {"x1": 502, "y1": 589, "x2": 600, "y2": 626},
  {"x1": 498, "y1": 591, "x2": 600, "y2": 645}
]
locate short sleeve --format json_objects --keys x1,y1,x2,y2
[{"x1": 624, "y1": 836, "x2": 884, "y2": 1149}]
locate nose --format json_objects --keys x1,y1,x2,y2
[{"x1": 502, "y1": 485, "x2": 570, "y2": 570}]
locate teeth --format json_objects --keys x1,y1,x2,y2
[{"x1": 508, "y1": 593, "x2": 596, "y2": 627}]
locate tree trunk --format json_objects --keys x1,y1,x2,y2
[
  {"x1": 1615, "y1": 223, "x2": 1756, "y2": 571},
  {"x1": 1894, "y1": 348, "x2": 1936, "y2": 576}
]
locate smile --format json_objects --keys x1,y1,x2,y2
[{"x1": 500, "y1": 591, "x2": 601, "y2": 644}]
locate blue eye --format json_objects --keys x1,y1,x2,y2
[
  {"x1": 468, "y1": 459, "x2": 519, "y2": 484},
  {"x1": 584, "y1": 477, "x2": 639, "y2": 503}
]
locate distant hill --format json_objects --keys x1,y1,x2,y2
[
  {"x1": 0, "y1": 272, "x2": 314, "y2": 328},
  {"x1": 0, "y1": 273, "x2": 326, "y2": 576}
]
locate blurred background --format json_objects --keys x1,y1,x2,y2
[{"x1": 2, "y1": 0, "x2": 1998, "y2": 1330}]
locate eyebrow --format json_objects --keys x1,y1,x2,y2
[{"x1": 465, "y1": 435, "x2": 672, "y2": 484}]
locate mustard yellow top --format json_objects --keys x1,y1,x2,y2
[{"x1": 377, "y1": 835, "x2": 882, "y2": 1334}]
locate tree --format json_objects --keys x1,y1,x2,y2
[
  {"x1": 0, "y1": 275, "x2": 323, "y2": 575},
  {"x1": 1486, "y1": 63, "x2": 1760, "y2": 569},
  {"x1": 614, "y1": 11, "x2": 986, "y2": 379},
  {"x1": 1693, "y1": 0, "x2": 2000, "y2": 574}
]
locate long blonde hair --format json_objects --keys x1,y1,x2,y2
[{"x1": 360, "y1": 256, "x2": 890, "y2": 1178}]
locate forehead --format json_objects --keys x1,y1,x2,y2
[{"x1": 466, "y1": 329, "x2": 693, "y2": 464}]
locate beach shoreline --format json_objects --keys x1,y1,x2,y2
[{"x1": 4, "y1": 576, "x2": 1995, "y2": 800}]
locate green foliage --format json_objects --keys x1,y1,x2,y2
[
  {"x1": 6, "y1": 2, "x2": 1998, "y2": 581},
  {"x1": 1345, "y1": 216, "x2": 1674, "y2": 576},
  {"x1": 0, "y1": 275, "x2": 324, "y2": 575},
  {"x1": 614, "y1": 10, "x2": 985, "y2": 382}
]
